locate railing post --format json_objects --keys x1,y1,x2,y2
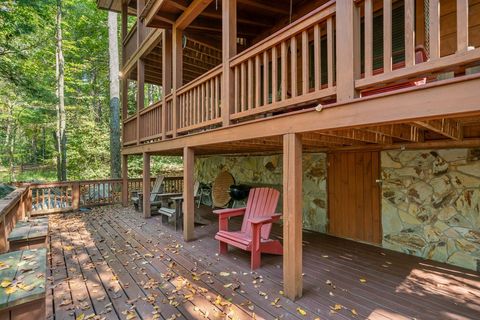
[
  {"x1": 172, "y1": 26, "x2": 183, "y2": 138},
  {"x1": 26, "y1": 186, "x2": 32, "y2": 218},
  {"x1": 335, "y1": 0, "x2": 359, "y2": 102},
  {"x1": 183, "y1": 146, "x2": 195, "y2": 241},
  {"x1": 137, "y1": 58, "x2": 145, "y2": 144},
  {"x1": 221, "y1": 0, "x2": 237, "y2": 126},
  {"x1": 162, "y1": 29, "x2": 172, "y2": 139},
  {"x1": 142, "y1": 152, "x2": 151, "y2": 218},
  {"x1": 136, "y1": 0, "x2": 145, "y2": 46},
  {"x1": 72, "y1": 182, "x2": 80, "y2": 210}
]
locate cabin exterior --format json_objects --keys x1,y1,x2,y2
[{"x1": 96, "y1": 0, "x2": 480, "y2": 300}]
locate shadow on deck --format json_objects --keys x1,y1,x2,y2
[{"x1": 47, "y1": 205, "x2": 480, "y2": 320}]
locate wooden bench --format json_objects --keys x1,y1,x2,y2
[
  {"x1": 0, "y1": 248, "x2": 46, "y2": 319},
  {"x1": 7, "y1": 217, "x2": 49, "y2": 251}
]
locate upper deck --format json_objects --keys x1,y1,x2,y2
[{"x1": 108, "y1": 0, "x2": 480, "y2": 155}]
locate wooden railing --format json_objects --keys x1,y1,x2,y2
[
  {"x1": 0, "y1": 187, "x2": 29, "y2": 251},
  {"x1": 123, "y1": 22, "x2": 137, "y2": 65},
  {"x1": 177, "y1": 65, "x2": 223, "y2": 132},
  {"x1": 230, "y1": 1, "x2": 336, "y2": 121},
  {"x1": 24, "y1": 176, "x2": 183, "y2": 216},
  {"x1": 124, "y1": 0, "x2": 480, "y2": 146},
  {"x1": 123, "y1": 116, "x2": 137, "y2": 145},
  {"x1": 355, "y1": 0, "x2": 480, "y2": 91},
  {"x1": 139, "y1": 101, "x2": 162, "y2": 142}
]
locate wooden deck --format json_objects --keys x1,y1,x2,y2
[{"x1": 46, "y1": 205, "x2": 480, "y2": 320}]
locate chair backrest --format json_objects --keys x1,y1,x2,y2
[
  {"x1": 150, "y1": 175, "x2": 165, "y2": 201},
  {"x1": 241, "y1": 188, "x2": 280, "y2": 239},
  {"x1": 193, "y1": 181, "x2": 200, "y2": 197}
]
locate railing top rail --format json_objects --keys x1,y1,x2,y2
[
  {"x1": 165, "y1": 92, "x2": 174, "y2": 101},
  {"x1": 0, "y1": 187, "x2": 28, "y2": 218},
  {"x1": 229, "y1": 0, "x2": 336, "y2": 67},
  {"x1": 140, "y1": 99, "x2": 163, "y2": 115},
  {"x1": 123, "y1": 115, "x2": 137, "y2": 124},
  {"x1": 177, "y1": 64, "x2": 223, "y2": 96}
]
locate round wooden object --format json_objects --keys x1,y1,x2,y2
[{"x1": 212, "y1": 171, "x2": 235, "y2": 208}]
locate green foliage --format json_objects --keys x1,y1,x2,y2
[{"x1": 0, "y1": 0, "x2": 183, "y2": 184}]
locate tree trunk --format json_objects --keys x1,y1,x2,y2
[
  {"x1": 5, "y1": 101, "x2": 16, "y2": 181},
  {"x1": 56, "y1": 0, "x2": 67, "y2": 181},
  {"x1": 108, "y1": 11, "x2": 121, "y2": 179}
]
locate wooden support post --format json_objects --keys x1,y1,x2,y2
[
  {"x1": 283, "y1": 133, "x2": 302, "y2": 300},
  {"x1": 122, "y1": 154, "x2": 129, "y2": 207},
  {"x1": 121, "y1": 1, "x2": 128, "y2": 65},
  {"x1": 221, "y1": 0, "x2": 237, "y2": 126},
  {"x1": 172, "y1": 26, "x2": 183, "y2": 137},
  {"x1": 72, "y1": 182, "x2": 80, "y2": 210},
  {"x1": 136, "y1": 0, "x2": 145, "y2": 45},
  {"x1": 137, "y1": 59, "x2": 145, "y2": 144},
  {"x1": 162, "y1": 29, "x2": 172, "y2": 139},
  {"x1": 183, "y1": 147, "x2": 195, "y2": 241},
  {"x1": 335, "y1": 0, "x2": 358, "y2": 101},
  {"x1": 142, "y1": 152, "x2": 151, "y2": 218}
]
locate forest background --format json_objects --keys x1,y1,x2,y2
[{"x1": 0, "y1": 0, "x2": 182, "y2": 185}]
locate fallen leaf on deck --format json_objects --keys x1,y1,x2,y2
[
  {"x1": 296, "y1": 307, "x2": 307, "y2": 316},
  {"x1": 352, "y1": 308, "x2": 358, "y2": 316},
  {"x1": 64, "y1": 246, "x2": 74, "y2": 251},
  {"x1": 60, "y1": 299, "x2": 72, "y2": 306},
  {"x1": 5, "y1": 286, "x2": 16, "y2": 294},
  {"x1": 331, "y1": 304, "x2": 342, "y2": 311},
  {"x1": 359, "y1": 278, "x2": 367, "y2": 283},
  {"x1": 76, "y1": 314, "x2": 84, "y2": 320},
  {"x1": 1, "y1": 280, "x2": 11, "y2": 288},
  {"x1": 219, "y1": 272, "x2": 230, "y2": 277}
]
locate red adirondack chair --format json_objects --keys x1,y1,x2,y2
[{"x1": 213, "y1": 187, "x2": 283, "y2": 269}]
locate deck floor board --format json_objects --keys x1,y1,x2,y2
[{"x1": 45, "y1": 205, "x2": 480, "y2": 320}]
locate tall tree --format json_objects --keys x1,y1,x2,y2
[
  {"x1": 108, "y1": 11, "x2": 121, "y2": 178},
  {"x1": 56, "y1": 0, "x2": 67, "y2": 181}
]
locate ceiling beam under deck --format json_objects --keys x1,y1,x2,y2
[
  {"x1": 122, "y1": 75, "x2": 480, "y2": 155},
  {"x1": 413, "y1": 119, "x2": 463, "y2": 141},
  {"x1": 237, "y1": 0, "x2": 290, "y2": 15},
  {"x1": 144, "y1": 0, "x2": 168, "y2": 26},
  {"x1": 364, "y1": 124, "x2": 424, "y2": 142},
  {"x1": 323, "y1": 129, "x2": 394, "y2": 144},
  {"x1": 302, "y1": 132, "x2": 367, "y2": 146},
  {"x1": 175, "y1": 0, "x2": 213, "y2": 30}
]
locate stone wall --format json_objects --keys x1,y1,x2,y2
[
  {"x1": 381, "y1": 148, "x2": 480, "y2": 271},
  {"x1": 195, "y1": 153, "x2": 328, "y2": 232}
]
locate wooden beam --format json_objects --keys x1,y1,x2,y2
[
  {"x1": 302, "y1": 132, "x2": 366, "y2": 146},
  {"x1": 183, "y1": 146, "x2": 195, "y2": 241},
  {"x1": 172, "y1": 26, "x2": 183, "y2": 137},
  {"x1": 142, "y1": 152, "x2": 151, "y2": 218},
  {"x1": 122, "y1": 154, "x2": 128, "y2": 207},
  {"x1": 326, "y1": 129, "x2": 393, "y2": 144},
  {"x1": 221, "y1": 0, "x2": 237, "y2": 126},
  {"x1": 336, "y1": 0, "x2": 357, "y2": 101},
  {"x1": 137, "y1": 59, "x2": 145, "y2": 144},
  {"x1": 175, "y1": 0, "x2": 213, "y2": 30},
  {"x1": 122, "y1": 75, "x2": 480, "y2": 155},
  {"x1": 144, "y1": 0, "x2": 167, "y2": 26},
  {"x1": 365, "y1": 124, "x2": 423, "y2": 142},
  {"x1": 237, "y1": 0, "x2": 289, "y2": 15},
  {"x1": 283, "y1": 133, "x2": 302, "y2": 300},
  {"x1": 162, "y1": 29, "x2": 172, "y2": 140},
  {"x1": 413, "y1": 119, "x2": 463, "y2": 141}
]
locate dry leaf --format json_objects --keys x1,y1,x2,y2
[
  {"x1": 5, "y1": 286, "x2": 16, "y2": 294},
  {"x1": 219, "y1": 272, "x2": 230, "y2": 277},
  {"x1": 1, "y1": 280, "x2": 11, "y2": 288},
  {"x1": 359, "y1": 278, "x2": 367, "y2": 283},
  {"x1": 76, "y1": 314, "x2": 84, "y2": 320},
  {"x1": 296, "y1": 307, "x2": 307, "y2": 316},
  {"x1": 352, "y1": 308, "x2": 358, "y2": 316}
]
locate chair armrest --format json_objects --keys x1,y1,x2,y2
[
  {"x1": 152, "y1": 192, "x2": 182, "y2": 197},
  {"x1": 213, "y1": 208, "x2": 246, "y2": 219},
  {"x1": 248, "y1": 213, "x2": 281, "y2": 225},
  {"x1": 170, "y1": 196, "x2": 184, "y2": 201}
]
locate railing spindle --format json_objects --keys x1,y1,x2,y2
[
  {"x1": 291, "y1": 36, "x2": 298, "y2": 98},
  {"x1": 248, "y1": 58, "x2": 254, "y2": 110},
  {"x1": 272, "y1": 46, "x2": 278, "y2": 102},
  {"x1": 263, "y1": 51, "x2": 269, "y2": 105},
  {"x1": 241, "y1": 62, "x2": 247, "y2": 111},
  {"x1": 281, "y1": 41, "x2": 288, "y2": 101}
]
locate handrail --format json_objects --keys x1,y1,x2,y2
[
  {"x1": 176, "y1": 65, "x2": 223, "y2": 96},
  {"x1": 0, "y1": 187, "x2": 29, "y2": 252},
  {"x1": 140, "y1": 99, "x2": 162, "y2": 115},
  {"x1": 229, "y1": 0, "x2": 336, "y2": 67}
]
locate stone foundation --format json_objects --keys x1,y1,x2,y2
[
  {"x1": 195, "y1": 153, "x2": 328, "y2": 232},
  {"x1": 381, "y1": 148, "x2": 480, "y2": 271}
]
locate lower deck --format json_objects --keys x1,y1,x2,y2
[{"x1": 47, "y1": 205, "x2": 480, "y2": 320}]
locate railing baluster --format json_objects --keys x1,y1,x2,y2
[
  {"x1": 302, "y1": 30, "x2": 309, "y2": 95},
  {"x1": 234, "y1": 65, "x2": 239, "y2": 113},
  {"x1": 281, "y1": 41, "x2": 287, "y2": 101},
  {"x1": 383, "y1": 0, "x2": 392, "y2": 72},
  {"x1": 248, "y1": 58, "x2": 253, "y2": 110},
  {"x1": 272, "y1": 46, "x2": 278, "y2": 103},
  {"x1": 210, "y1": 79, "x2": 214, "y2": 120},
  {"x1": 457, "y1": 0, "x2": 469, "y2": 52},
  {"x1": 255, "y1": 55, "x2": 261, "y2": 107},
  {"x1": 241, "y1": 62, "x2": 247, "y2": 111},
  {"x1": 314, "y1": 24, "x2": 321, "y2": 89},
  {"x1": 263, "y1": 51, "x2": 269, "y2": 105},
  {"x1": 429, "y1": 0, "x2": 440, "y2": 59},
  {"x1": 327, "y1": 17, "x2": 334, "y2": 88},
  {"x1": 291, "y1": 36, "x2": 297, "y2": 98},
  {"x1": 214, "y1": 75, "x2": 219, "y2": 118}
]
